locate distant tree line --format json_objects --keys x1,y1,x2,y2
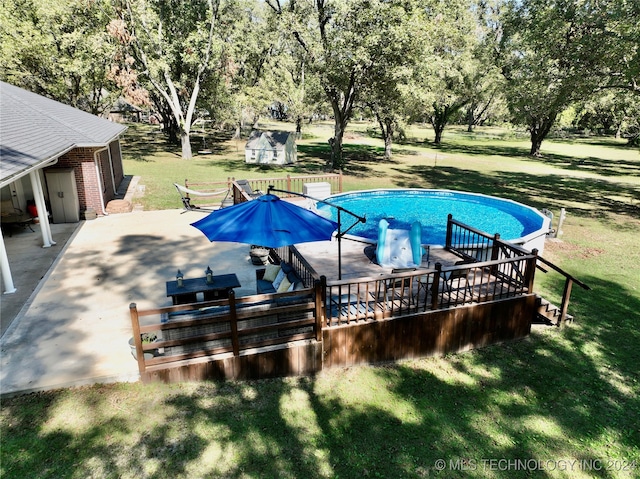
[{"x1": 1, "y1": 0, "x2": 638, "y2": 164}]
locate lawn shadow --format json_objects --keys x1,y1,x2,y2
[
  {"x1": 1, "y1": 273, "x2": 638, "y2": 477},
  {"x1": 430, "y1": 141, "x2": 639, "y2": 179},
  {"x1": 392, "y1": 164, "x2": 640, "y2": 220}
]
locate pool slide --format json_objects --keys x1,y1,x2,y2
[{"x1": 375, "y1": 219, "x2": 424, "y2": 268}]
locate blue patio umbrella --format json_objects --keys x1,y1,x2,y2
[{"x1": 190, "y1": 194, "x2": 339, "y2": 248}]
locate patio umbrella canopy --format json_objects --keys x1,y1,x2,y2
[{"x1": 191, "y1": 194, "x2": 339, "y2": 248}]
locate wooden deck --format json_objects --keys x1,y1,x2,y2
[{"x1": 129, "y1": 215, "x2": 586, "y2": 383}]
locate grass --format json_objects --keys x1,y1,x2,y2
[{"x1": 1, "y1": 121, "x2": 639, "y2": 478}]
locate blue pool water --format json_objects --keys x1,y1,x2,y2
[{"x1": 315, "y1": 189, "x2": 546, "y2": 246}]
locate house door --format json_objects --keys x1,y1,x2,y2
[{"x1": 1, "y1": 182, "x2": 25, "y2": 212}]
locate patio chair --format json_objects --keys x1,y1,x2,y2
[
  {"x1": 384, "y1": 267, "x2": 417, "y2": 307},
  {"x1": 441, "y1": 260, "x2": 475, "y2": 301},
  {"x1": 236, "y1": 179, "x2": 263, "y2": 199}
]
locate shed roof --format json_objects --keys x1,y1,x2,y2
[
  {"x1": 245, "y1": 130, "x2": 293, "y2": 151},
  {"x1": 0, "y1": 81, "x2": 127, "y2": 185}
]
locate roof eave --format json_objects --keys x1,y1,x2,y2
[
  {"x1": 0, "y1": 147, "x2": 72, "y2": 189},
  {"x1": 74, "y1": 127, "x2": 128, "y2": 148}
]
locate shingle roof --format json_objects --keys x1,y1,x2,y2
[
  {"x1": 245, "y1": 130, "x2": 293, "y2": 150},
  {"x1": 0, "y1": 82, "x2": 127, "y2": 185}
]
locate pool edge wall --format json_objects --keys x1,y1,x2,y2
[{"x1": 320, "y1": 188, "x2": 551, "y2": 256}]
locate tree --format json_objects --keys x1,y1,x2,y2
[
  {"x1": 464, "y1": 0, "x2": 507, "y2": 132},
  {"x1": 220, "y1": 0, "x2": 282, "y2": 138},
  {"x1": 0, "y1": 0, "x2": 117, "y2": 114},
  {"x1": 500, "y1": 0, "x2": 611, "y2": 156},
  {"x1": 594, "y1": 1, "x2": 640, "y2": 96},
  {"x1": 267, "y1": 0, "x2": 418, "y2": 169},
  {"x1": 359, "y1": 2, "x2": 424, "y2": 160},
  {"x1": 262, "y1": 28, "x2": 328, "y2": 139},
  {"x1": 409, "y1": 0, "x2": 480, "y2": 145},
  {"x1": 576, "y1": 91, "x2": 640, "y2": 146},
  {"x1": 109, "y1": 0, "x2": 221, "y2": 159}
]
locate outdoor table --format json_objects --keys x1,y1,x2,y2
[{"x1": 166, "y1": 273, "x2": 241, "y2": 305}]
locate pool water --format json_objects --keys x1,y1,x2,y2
[{"x1": 315, "y1": 189, "x2": 547, "y2": 246}]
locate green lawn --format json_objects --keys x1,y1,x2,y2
[{"x1": 1, "y1": 122, "x2": 639, "y2": 479}]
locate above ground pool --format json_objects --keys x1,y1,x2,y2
[{"x1": 315, "y1": 189, "x2": 549, "y2": 248}]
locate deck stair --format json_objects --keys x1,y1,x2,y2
[{"x1": 534, "y1": 295, "x2": 573, "y2": 326}]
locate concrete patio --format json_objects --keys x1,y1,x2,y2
[
  {"x1": 0, "y1": 206, "x2": 461, "y2": 397},
  {"x1": 0, "y1": 210, "x2": 268, "y2": 397}
]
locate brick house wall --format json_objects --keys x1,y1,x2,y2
[
  {"x1": 109, "y1": 140, "x2": 124, "y2": 184},
  {"x1": 45, "y1": 139, "x2": 125, "y2": 216}
]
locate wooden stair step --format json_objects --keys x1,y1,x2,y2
[{"x1": 534, "y1": 296, "x2": 573, "y2": 326}]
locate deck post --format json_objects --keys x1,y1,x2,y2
[
  {"x1": 315, "y1": 276, "x2": 326, "y2": 339},
  {"x1": 490, "y1": 233, "x2": 501, "y2": 276},
  {"x1": 445, "y1": 214, "x2": 453, "y2": 250},
  {"x1": 525, "y1": 249, "x2": 538, "y2": 293},
  {"x1": 228, "y1": 290, "x2": 240, "y2": 356},
  {"x1": 129, "y1": 303, "x2": 146, "y2": 375},
  {"x1": 431, "y1": 263, "x2": 442, "y2": 310},
  {"x1": 558, "y1": 279, "x2": 573, "y2": 328}
]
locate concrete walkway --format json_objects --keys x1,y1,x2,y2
[
  {"x1": 1, "y1": 222, "x2": 79, "y2": 335},
  {"x1": 0, "y1": 209, "x2": 263, "y2": 397}
]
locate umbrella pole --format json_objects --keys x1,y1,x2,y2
[{"x1": 267, "y1": 185, "x2": 365, "y2": 281}]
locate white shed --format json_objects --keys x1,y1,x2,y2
[{"x1": 245, "y1": 130, "x2": 297, "y2": 165}]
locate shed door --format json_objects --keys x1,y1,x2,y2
[{"x1": 45, "y1": 169, "x2": 80, "y2": 223}]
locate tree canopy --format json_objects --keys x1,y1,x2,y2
[
  {"x1": 1, "y1": 0, "x2": 637, "y2": 162},
  {"x1": 0, "y1": 0, "x2": 117, "y2": 113}
]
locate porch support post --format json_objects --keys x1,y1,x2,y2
[
  {"x1": 0, "y1": 228, "x2": 17, "y2": 294},
  {"x1": 29, "y1": 171, "x2": 55, "y2": 247}
]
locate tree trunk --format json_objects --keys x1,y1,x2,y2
[
  {"x1": 296, "y1": 117, "x2": 302, "y2": 138},
  {"x1": 529, "y1": 135, "x2": 543, "y2": 157},
  {"x1": 430, "y1": 104, "x2": 453, "y2": 145},
  {"x1": 166, "y1": 116, "x2": 179, "y2": 144},
  {"x1": 528, "y1": 113, "x2": 557, "y2": 157},
  {"x1": 331, "y1": 123, "x2": 345, "y2": 170},
  {"x1": 466, "y1": 106, "x2": 475, "y2": 133},
  {"x1": 375, "y1": 114, "x2": 394, "y2": 160},
  {"x1": 329, "y1": 104, "x2": 350, "y2": 170},
  {"x1": 434, "y1": 125, "x2": 444, "y2": 145},
  {"x1": 181, "y1": 130, "x2": 193, "y2": 159},
  {"x1": 383, "y1": 119, "x2": 393, "y2": 160}
]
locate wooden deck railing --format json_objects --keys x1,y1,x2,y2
[
  {"x1": 269, "y1": 227, "x2": 540, "y2": 327},
  {"x1": 130, "y1": 212, "x2": 589, "y2": 381},
  {"x1": 446, "y1": 214, "x2": 589, "y2": 325},
  {"x1": 129, "y1": 287, "x2": 322, "y2": 377},
  {"x1": 240, "y1": 173, "x2": 342, "y2": 199},
  {"x1": 322, "y1": 254, "x2": 537, "y2": 326},
  {"x1": 184, "y1": 173, "x2": 342, "y2": 207}
]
